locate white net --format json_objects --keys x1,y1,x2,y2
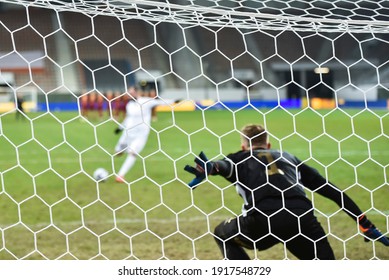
[
  {"x1": 0, "y1": 0, "x2": 388, "y2": 260},
  {"x1": 6, "y1": 0, "x2": 389, "y2": 32}
]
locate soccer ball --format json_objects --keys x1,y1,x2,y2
[{"x1": 93, "y1": 168, "x2": 109, "y2": 182}]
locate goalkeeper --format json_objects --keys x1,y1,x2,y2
[{"x1": 184, "y1": 124, "x2": 389, "y2": 260}]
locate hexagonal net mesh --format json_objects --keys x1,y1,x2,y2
[{"x1": 0, "y1": 0, "x2": 388, "y2": 260}]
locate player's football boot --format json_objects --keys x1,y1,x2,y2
[{"x1": 115, "y1": 176, "x2": 125, "y2": 183}]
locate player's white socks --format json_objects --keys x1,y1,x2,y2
[{"x1": 118, "y1": 154, "x2": 137, "y2": 178}]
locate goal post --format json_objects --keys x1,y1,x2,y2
[
  {"x1": 0, "y1": 85, "x2": 38, "y2": 114},
  {"x1": 0, "y1": 0, "x2": 388, "y2": 261}
]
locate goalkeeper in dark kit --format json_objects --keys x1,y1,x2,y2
[{"x1": 185, "y1": 124, "x2": 389, "y2": 259}]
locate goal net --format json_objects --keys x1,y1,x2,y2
[
  {"x1": 0, "y1": 86, "x2": 38, "y2": 114},
  {"x1": 0, "y1": 0, "x2": 388, "y2": 260}
]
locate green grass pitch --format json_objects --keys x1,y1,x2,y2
[{"x1": 0, "y1": 107, "x2": 388, "y2": 260}]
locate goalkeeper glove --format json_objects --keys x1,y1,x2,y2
[
  {"x1": 184, "y1": 151, "x2": 217, "y2": 188},
  {"x1": 359, "y1": 215, "x2": 389, "y2": 246}
]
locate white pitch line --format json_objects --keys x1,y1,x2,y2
[
  {"x1": 3, "y1": 211, "x2": 388, "y2": 229},
  {"x1": 1, "y1": 149, "x2": 389, "y2": 166}
]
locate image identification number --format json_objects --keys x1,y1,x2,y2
[{"x1": 211, "y1": 266, "x2": 271, "y2": 276}]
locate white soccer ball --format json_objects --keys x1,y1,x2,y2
[{"x1": 93, "y1": 168, "x2": 109, "y2": 182}]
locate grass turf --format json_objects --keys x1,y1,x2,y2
[{"x1": 0, "y1": 107, "x2": 388, "y2": 259}]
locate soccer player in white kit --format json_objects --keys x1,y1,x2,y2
[{"x1": 114, "y1": 87, "x2": 175, "y2": 183}]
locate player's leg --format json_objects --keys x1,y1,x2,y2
[
  {"x1": 284, "y1": 209, "x2": 335, "y2": 260},
  {"x1": 114, "y1": 131, "x2": 129, "y2": 155},
  {"x1": 213, "y1": 217, "x2": 251, "y2": 259},
  {"x1": 97, "y1": 103, "x2": 103, "y2": 118},
  {"x1": 213, "y1": 213, "x2": 277, "y2": 260},
  {"x1": 116, "y1": 152, "x2": 137, "y2": 182},
  {"x1": 116, "y1": 131, "x2": 148, "y2": 182}
]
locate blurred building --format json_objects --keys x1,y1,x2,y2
[{"x1": 0, "y1": 1, "x2": 388, "y2": 105}]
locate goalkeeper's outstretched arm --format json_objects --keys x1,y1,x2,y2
[
  {"x1": 299, "y1": 163, "x2": 389, "y2": 246},
  {"x1": 183, "y1": 152, "x2": 233, "y2": 188}
]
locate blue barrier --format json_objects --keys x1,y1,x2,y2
[
  {"x1": 38, "y1": 102, "x2": 79, "y2": 112},
  {"x1": 197, "y1": 99, "x2": 302, "y2": 110},
  {"x1": 37, "y1": 99, "x2": 388, "y2": 112},
  {"x1": 339, "y1": 100, "x2": 388, "y2": 109},
  {"x1": 38, "y1": 100, "x2": 302, "y2": 112}
]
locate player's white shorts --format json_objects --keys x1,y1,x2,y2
[{"x1": 115, "y1": 126, "x2": 150, "y2": 155}]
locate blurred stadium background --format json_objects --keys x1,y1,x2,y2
[{"x1": 0, "y1": 1, "x2": 388, "y2": 112}]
